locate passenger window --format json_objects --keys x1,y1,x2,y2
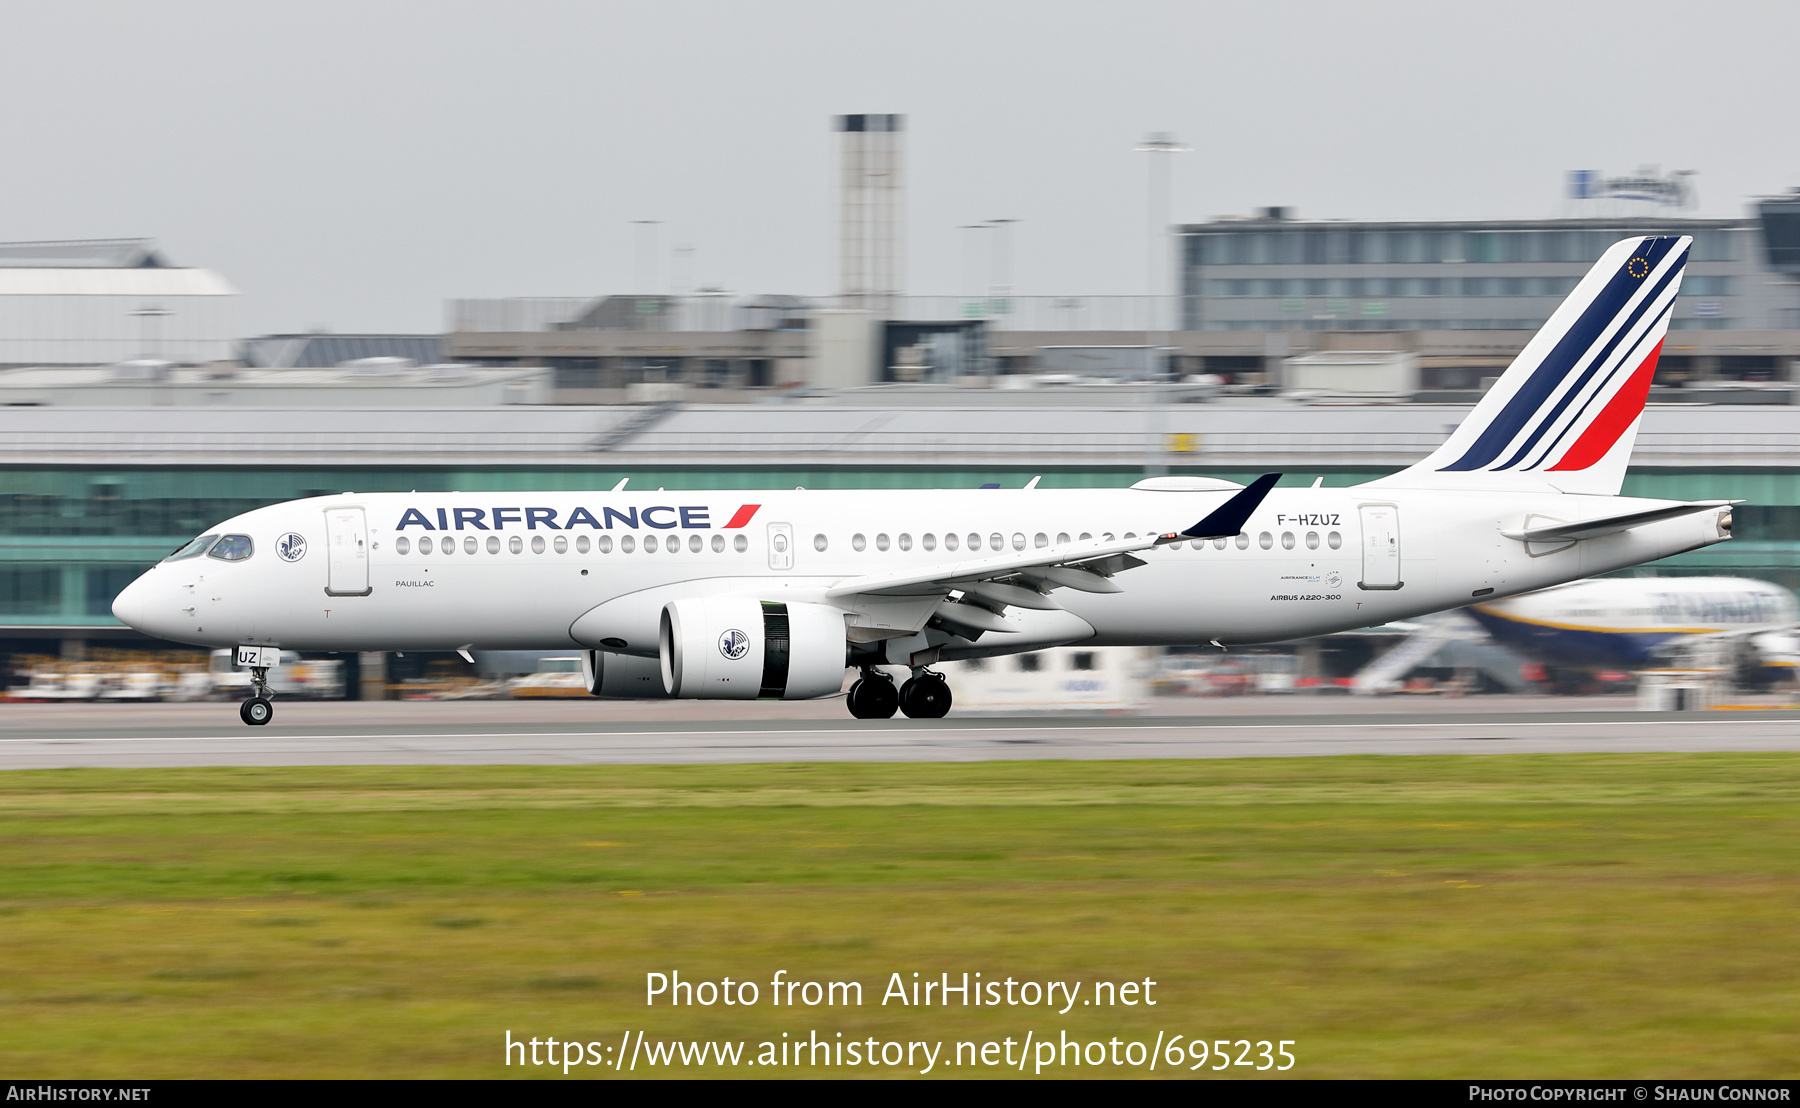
[
  {"x1": 621, "y1": 535, "x2": 636, "y2": 553},
  {"x1": 944, "y1": 533, "x2": 959, "y2": 551},
  {"x1": 163, "y1": 534, "x2": 219, "y2": 562},
  {"x1": 715, "y1": 534, "x2": 727, "y2": 552},
  {"x1": 922, "y1": 533, "x2": 936, "y2": 551},
  {"x1": 814, "y1": 533, "x2": 828, "y2": 552},
  {"x1": 876, "y1": 533, "x2": 891, "y2": 551},
  {"x1": 464, "y1": 536, "x2": 478, "y2": 554},
  {"x1": 509, "y1": 536, "x2": 524, "y2": 554},
  {"x1": 1281, "y1": 532, "x2": 1295, "y2": 550},
  {"x1": 1057, "y1": 532, "x2": 1070, "y2": 544},
  {"x1": 1328, "y1": 531, "x2": 1342, "y2": 549},
  {"x1": 1034, "y1": 533, "x2": 1048, "y2": 548},
  {"x1": 554, "y1": 535, "x2": 568, "y2": 554},
  {"x1": 1259, "y1": 532, "x2": 1273, "y2": 549},
  {"x1": 486, "y1": 536, "x2": 501, "y2": 554},
  {"x1": 898, "y1": 533, "x2": 912, "y2": 551},
  {"x1": 990, "y1": 533, "x2": 1003, "y2": 550},
  {"x1": 1012, "y1": 533, "x2": 1026, "y2": 550},
  {"x1": 967, "y1": 533, "x2": 981, "y2": 551},
  {"x1": 396, "y1": 536, "x2": 411, "y2": 555},
  {"x1": 1235, "y1": 533, "x2": 1249, "y2": 549},
  {"x1": 734, "y1": 534, "x2": 749, "y2": 553},
  {"x1": 1079, "y1": 532, "x2": 1092, "y2": 541},
  {"x1": 853, "y1": 533, "x2": 867, "y2": 551},
  {"x1": 531, "y1": 535, "x2": 546, "y2": 554},
  {"x1": 643, "y1": 535, "x2": 659, "y2": 553},
  {"x1": 1306, "y1": 532, "x2": 1319, "y2": 550},
  {"x1": 1213, "y1": 537, "x2": 1226, "y2": 550}
]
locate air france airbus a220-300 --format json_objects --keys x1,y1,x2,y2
[{"x1": 114, "y1": 236, "x2": 1736, "y2": 725}]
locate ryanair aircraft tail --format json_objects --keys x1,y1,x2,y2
[{"x1": 1372, "y1": 235, "x2": 1690, "y2": 496}]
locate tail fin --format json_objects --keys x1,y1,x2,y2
[{"x1": 1373, "y1": 235, "x2": 1690, "y2": 496}]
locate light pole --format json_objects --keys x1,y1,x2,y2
[
  {"x1": 987, "y1": 218, "x2": 1019, "y2": 317},
  {"x1": 959, "y1": 224, "x2": 987, "y2": 311},
  {"x1": 630, "y1": 220, "x2": 662, "y2": 293},
  {"x1": 1134, "y1": 132, "x2": 1189, "y2": 475}
]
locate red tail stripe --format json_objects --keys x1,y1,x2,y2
[
  {"x1": 1547, "y1": 339, "x2": 1664, "y2": 472},
  {"x1": 722, "y1": 504, "x2": 761, "y2": 528}
]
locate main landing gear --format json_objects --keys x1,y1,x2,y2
[
  {"x1": 846, "y1": 668, "x2": 952, "y2": 720},
  {"x1": 239, "y1": 666, "x2": 274, "y2": 727}
]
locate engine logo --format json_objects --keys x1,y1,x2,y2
[
  {"x1": 276, "y1": 533, "x2": 308, "y2": 562},
  {"x1": 718, "y1": 628, "x2": 750, "y2": 661}
]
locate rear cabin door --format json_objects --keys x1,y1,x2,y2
[
  {"x1": 767, "y1": 522, "x2": 794, "y2": 571},
  {"x1": 1358, "y1": 504, "x2": 1402, "y2": 590},
  {"x1": 324, "y1": 507, "x2": 372, "y2": 596}
]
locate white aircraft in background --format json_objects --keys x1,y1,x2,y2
[
  {"x1": 1467, "y1": 576, "x2": 1800, "y2": 684},
  {"x1": 114, "y1": 235, "x2": 1739, "y2": 725}
]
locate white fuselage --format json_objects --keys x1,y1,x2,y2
[{"x1": 113, "y1": 485, "x2": 1731, "y2": 664}]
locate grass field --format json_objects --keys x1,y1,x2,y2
[{"x1": 0, "y1": 754, "x2": 1796, "y2": 1078}]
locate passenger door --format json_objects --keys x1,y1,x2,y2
[
  {"x1": 1358, "y1": 504, "x2": 1402, "y2": 590},
  {"x1": 324, "y1": 507, "x2": 372, "y2": 596}
]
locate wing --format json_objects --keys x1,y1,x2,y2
[{"x1": 823, "y1": 475, "x2": 1280, "y2": 638}]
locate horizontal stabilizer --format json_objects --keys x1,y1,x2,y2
[
  {"x1": 1180, "y1": 473, "x2": 1280, "y2": 539},
  {"x1": 1501, "y1": 500, "x2": 1734, "y2": 543}
]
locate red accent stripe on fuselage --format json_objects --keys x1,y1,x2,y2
[{"x1": 722, "y1": 504, "x2": 761, "y2": 528}]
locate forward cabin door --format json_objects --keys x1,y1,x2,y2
[
  {"x1": 767, "y1": 522, "x2": 794, "y2": 570},
  {"x1": 1358, "y1": 504, "x2": 1402, "y2": 591},
  {"x1": 324, "y1": 507, "x2": 372, "y2": 596}
]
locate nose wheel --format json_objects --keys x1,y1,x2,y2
[
  {"x1": 240, "y1": 665, "x2": 274, "y2": 726},
  {"x1": 846, "y1": 670, "x2": 899, "y2": 719},
  {"x1": 899, "y1": 671, "x2": 952, "y2": 719}
]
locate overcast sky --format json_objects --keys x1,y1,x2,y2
[{"x1": 3, "y1": 0, "x2": 1795, "y2": 334}]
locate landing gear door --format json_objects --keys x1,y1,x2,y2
[
  {"x1": 767, "y1": 522, "x2": 794, "y2": 571},
  {"x1": 1357, "y1": 504, "x2": 1402, "y2": 591},
  {"x1": 324, "y1": 507, "x2": 372, "y2": 596}
]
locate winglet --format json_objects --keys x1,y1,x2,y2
[{"x1": 1180, "y1": 472, "x2": 1280, "y2": 539}]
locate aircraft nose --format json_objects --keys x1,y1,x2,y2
[{"x1": 111, "y1": 573, "x2": 149, "y2": 629}]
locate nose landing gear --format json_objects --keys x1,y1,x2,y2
[{"x1": 239, "y1": 666, "x2": 274, "y2": 726}]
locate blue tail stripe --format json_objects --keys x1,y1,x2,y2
[
  {"x1": 1439, "y1": 236, "x2": 1678, "y2": 472},
  {"x1": 1497, "y1": 248, "x2": 1687, "y2": 471},
  {"x1": 1522, "y1": 298, "x2": 1675, "y2": 471}
]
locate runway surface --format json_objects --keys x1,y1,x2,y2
[{"x1": 5, "y1": 698, "x2": 1800, "y2": 767}]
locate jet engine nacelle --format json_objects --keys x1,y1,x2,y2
[
  {"x1": 581, "y1": 649, "x2": 673, "y2": 699},
  {"x1": 659, "y1": 596, "x2": 847, "y2": 700}
]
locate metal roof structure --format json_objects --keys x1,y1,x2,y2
[
  {"x1": 241, "y1": 334, "x2": 443, "y2": 368},
  {"x1": 0, "y1": 238, "x2": 171, "y2": 268},
  {"x1": 2, "y1": 400, "x2": 1798, "y2": 469}
]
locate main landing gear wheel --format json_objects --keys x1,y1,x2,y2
[
  {"x1": 899, "y1": 673, "x2": 952, "y2": 719},
  {"x1": 846, "y1": 672, "x2": 899, "y2": 719},
  {"x1": 240, "y1": 697, "x2": 273, "y2": 726}
]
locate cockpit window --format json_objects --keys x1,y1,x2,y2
[
  {"x1": 208, "y1": 534, "x2": 255, "y2": 562},
  {"x1": 163, "y1": 534, "x2": 220, "y2": 562}
]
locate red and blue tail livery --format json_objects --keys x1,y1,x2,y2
[{"x1": 1379, "y1": 235, "x2": 1689, "y2": 496}]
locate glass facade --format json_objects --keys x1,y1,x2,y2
[{"x1": 1181, "y1": 218, "x2": 1760, "y2": 333}]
